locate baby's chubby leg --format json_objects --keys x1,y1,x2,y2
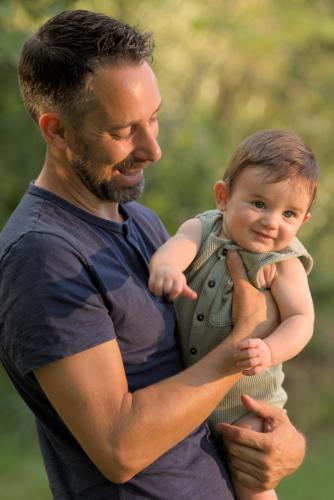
[{"x1": 231, "y1": 416, "x2": 278, "y2": 500}]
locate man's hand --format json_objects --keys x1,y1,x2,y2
[
  {"x1": 148, "y1": 265, "x2": 197, "y2": 300},
  {"x1": 217, "y1": 395, "x2": 306, "y2": 491},
  {"x1": 234, "y1": 338, "x2": 272, "y2": 375},
  {"x1": 226, "y1": 251, "x2": 280, "y2": 341}
]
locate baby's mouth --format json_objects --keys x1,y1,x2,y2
[{"x1": 252, "y1": 230, "x2": 275, "y2": 240}]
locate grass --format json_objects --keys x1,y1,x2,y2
[
  {"x1": 0, "y1": 434, "x2": 49, "y2": 500},
  {"x1": 277, "y1": 428, "x2": 334, "y2": 500},
  {"x1": 0, "y1": 386, "x2": 50, "y2": 500}
]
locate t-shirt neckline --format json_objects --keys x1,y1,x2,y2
[{"x1": 28, "y1": 182, "x2": 133, "y2": 233}]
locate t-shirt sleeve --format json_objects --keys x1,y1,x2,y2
[{"x1": 0, "y1": 231, "x2": 115, "y2": 375}]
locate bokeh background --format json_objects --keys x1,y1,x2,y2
[{"x1": 1, "y1": 1, "x2": 333, "y2": 499}]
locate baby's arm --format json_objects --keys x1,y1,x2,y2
[
  {"x1": 234, "y1": 257, "x2": 314, "y2": 375},
  {"x1": 149, "y1": 218, "x2": 202, "y2": 300}
]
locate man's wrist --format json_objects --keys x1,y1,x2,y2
[
  {"x1": 216, "y1": 335, "x2": 245, "y2": 377},
  {"x1": 228, "y1": 324, "x2": 252, "y2": 345}
]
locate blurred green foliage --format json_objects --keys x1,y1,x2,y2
[{"x1": 0, "y1": 1, "x2": 333, "y2": 499}]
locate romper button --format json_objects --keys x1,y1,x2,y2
[
  {"x1": 208, "y1": 280, "x2": 216, "y2": 288},
  {"x1": 190, "y1": 347, "x2": 197, "y2": 355},
  {"x1": 196, "y1": 314, "x2": 204, "y2": 321}
]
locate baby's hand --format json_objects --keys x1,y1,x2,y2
[
  {"x1": 233, "y1": 338, "x2": 272, "y2": 375},
  {"x1": 148, "y1": 266, "x2": 197, "y2": 301}
]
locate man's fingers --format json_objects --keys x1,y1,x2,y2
[
  {"x1": 228, "y1": 440, "x2": 267, "y2": 466},
  {"x1": 229, "y1": 454, "x2": 266, "y2": 478},
  {"x1": 226, "y1": 250, "x2": 248, "y2": 282},
  {"x1": 229, "y1": 457, "x2": 278, "y2": 492},
  {"x1": 240, "y1": 395, "x2": 283, "y2": 423},
  {"x1": 217, "y1": 422, "x2": 268, "y2": 451},
  {"x1": 218, "y1": 423, "x2": 280, "y2": 490},
  {"x1": 218, "y1": 398, "x2": 306, "y2": 490},
  {"x1": 228, "y1": 467, "x2": 266, "y2": 493}
]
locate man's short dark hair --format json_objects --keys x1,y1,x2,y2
[{"x1": 18, "y1": 9, "x2": 154, "y2": 123}]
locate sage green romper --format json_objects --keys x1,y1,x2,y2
[{"x1": 174, "y1": 209, "x2": 312, "y2": 427}]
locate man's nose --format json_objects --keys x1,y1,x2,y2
[{"x1": 133, "y1": 127, "x2": 162, "y2": 163}]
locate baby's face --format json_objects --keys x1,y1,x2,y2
[{"x1": 215, "y1": 166, "x2": 311, "y2": 253}]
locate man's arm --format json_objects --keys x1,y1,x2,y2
[
  {"x1": 35, "y1": 251, "x2": 273, "y2": 484},
  {"x1": 36, "y1": 337, "x2": 239, "y2": 483},
  {"x1": 218, "y1": 395, "x2": 306, "y2": 491}
]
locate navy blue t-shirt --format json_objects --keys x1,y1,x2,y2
[{"x1": 0, "y1": 185, "x2": 234, "y2": 499}]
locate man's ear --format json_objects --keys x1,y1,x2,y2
[
  {"x1": 214, "y1": 180, "x2": 229, "y2": 211},
  {"x1": 303, "y1": 212, "x2": 311, "y2": 224},
  {"x1": 39, "y1": 113, "x2": 68, "y2": 150}
]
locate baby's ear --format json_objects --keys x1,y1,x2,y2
[
  {"x1": 303, "y1": 212, "x2": 311, "y2": 224},
  {"x1": 214, "y1": 180, "x2": 229, "y2": 211}
]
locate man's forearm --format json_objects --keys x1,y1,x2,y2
[
  {"x1": 36, "y1": 330, "x2": 245, "y2": 483},
  {"x1": 104, "y1": 333, "x2": 244, "y2": 481},
  {"x1": 112, "y1": 322, "x2": 264, "y2": 480}
]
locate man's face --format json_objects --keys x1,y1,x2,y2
[{"x1": 66, "y1": 62, "x2": 162, "y2": 203}]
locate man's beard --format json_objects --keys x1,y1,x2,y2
[{"x1": 71, "y1": 153, "x2": 145, "y2": 204}]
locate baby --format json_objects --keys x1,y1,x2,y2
[{"x1": 149, "y1": 129, "x2": 319, "y2": 500}]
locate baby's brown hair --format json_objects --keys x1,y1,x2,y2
[{"x1": 223, "y1": 129, "x2": 319, "y2": 208}]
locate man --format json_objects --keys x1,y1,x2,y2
[{"x1": 0, "y1": 10, "x2": 305, "y2": 499}]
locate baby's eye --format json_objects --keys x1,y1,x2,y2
[
  {"x1": 252, "y1": 201, "x2": 265, "y2": 209},
  {"x1": 283, "y1": 210, "x2": 295, "y2": 219}
]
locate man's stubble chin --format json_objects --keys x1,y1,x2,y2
[
  {"x1": 97, "y1": 178, "x2": 145, "y2": 203},
  {"x1": 71, "y1": 157, "x2": 145, "y2": 203}
]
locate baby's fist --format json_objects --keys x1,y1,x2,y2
[{"x1": 234, "y1": 338, "x2": 272, "y2": 375}]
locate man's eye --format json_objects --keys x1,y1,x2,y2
[
  {"x1": 252, "y1": 201, "x2": 265, "y2": 209},
  {"x1": 150, "y1": 115, "x2": 159, "y2": 123},
  {"x1": 111, "y1": 133, "x2": 131, "y2": 141},
  {"x1": 283, "y1": 210, "x2": 295, "y2": 219}
]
